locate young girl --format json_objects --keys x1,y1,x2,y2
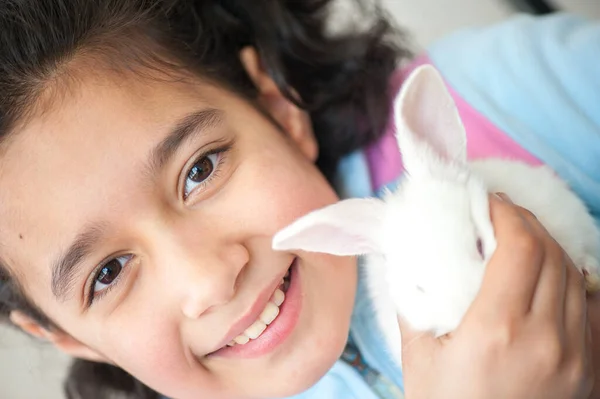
[{"x1": 0, "y1": 1, "x2": 598, "y2": 398}]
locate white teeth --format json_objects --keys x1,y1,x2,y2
[
  {"x1": 234, "y1": 335, "x2": 250, "y2": 345},
  {"x1": 271, "y1": 288, "x2": 285, "y2": 307},
  {"x1": 259, "y1": 302, "x2": 280, "y2": 325},
  {"x1": 227, "y1": 289, "x2": 287, "y2": 347},
  {"x1": 244, "y1": 320, "x2": 267, "y2": 339}
]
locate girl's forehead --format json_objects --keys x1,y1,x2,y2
[{"x1": 1, "y1": 70, "x2": 224, "y2": 186}]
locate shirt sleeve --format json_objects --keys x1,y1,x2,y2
[{"x1": 427, "y1": 13, "x2": 600, "y2": 223}]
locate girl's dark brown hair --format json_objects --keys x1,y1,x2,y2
[{"x1": 0, "y1": 0, "x2": 410, "y2": 397}]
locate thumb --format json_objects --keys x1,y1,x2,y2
[
  {"x1": 398, "y1": 316, "x2": 439, "y2": 369},
  {"x1": 398, "y1": 317, "x2": 443, "y2": 399}
]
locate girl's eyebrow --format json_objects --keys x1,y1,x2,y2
[
  {"x1": 51, "y1": 223, "x2": 106, "y2": 302},
  {"x1": 51, "y1": 108, "x2": 223, "y2": 302},
  {"x1": 146, "y1": 108, "x2": 223, "y2": 178}
]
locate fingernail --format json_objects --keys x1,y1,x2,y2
[{"x1": 495, "y1": 192, "x2": 513, "y2": 204}]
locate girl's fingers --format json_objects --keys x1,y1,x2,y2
[
  {"x1": 505, "y1": 196, "x2": 591, "y2": 393},
  {"x1": 521, "y1": 209, "x2": 568, "y2": 322},
  {"x1": 470, "y1": 194, "x2": 543, "y2": 318},
  {"x1": 562, "y1": 256, "x2": 588, "y2": 364},
  {"x1": 397, "y1": 317, "x2": 437, "y2": 399},
  {"x1": 584, "y1": 294, "x2": 600, "y2": 397},
  {"x1": 398, "y1": 316, "x2": 438, "y2": 358}
]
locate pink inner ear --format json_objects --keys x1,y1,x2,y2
[
  {"x1": 272, "y1": 198, "x2": 386, "y2": 256},
  {"x1": 275, "y1": 223, "x2": 376, "y2": 256},
  {"x1": 399, "y1": 66, "x2": 467, "y2": 165}
]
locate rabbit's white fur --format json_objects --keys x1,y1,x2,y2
[{"x1": 272, "y1": 65, "x2": 600, "y2": 365}]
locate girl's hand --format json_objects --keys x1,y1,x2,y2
[
  {"x1": 399, "y1": 194, "x2": 594, "y2": 399},
  {"x1": 585, "y1": 292, "x2": 600, "y2": 398}
]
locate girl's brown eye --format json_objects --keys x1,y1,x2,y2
[
  {"x1": 184, "y1": 152, "x2": 220, "y2": 198},
  {"x1": 188, "y1": 156, "x2": 214, "y2": 183},
  {"x1": 91, "y1": 255, "x2": 130, "y2": 297},
  {"x1": 97, "y1": 260, "x2": 122, "y2": 284},
  {"x1": 88, "y1": 255, "x2": 132, "y2": 305}
]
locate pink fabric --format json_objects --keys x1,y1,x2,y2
[{"x1": 365, "y1": 56, "x2": 542, "y2": 191}]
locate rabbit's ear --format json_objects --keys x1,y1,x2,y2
[
  {"x1": 272, "y1": 198, "x2": 385, "y2": 256},
  {"x1": 394, "y1": 65, "x2": 467, "y2": 176}
]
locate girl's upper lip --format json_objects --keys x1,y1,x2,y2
[{"x1": 208, "y1": 262, "x2": 291, "y2": 353}]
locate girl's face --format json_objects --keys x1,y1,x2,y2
[{"x1": 0, "y1": 60, "x2": 357, "y2": 398}]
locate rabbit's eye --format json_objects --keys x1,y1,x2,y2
[{"x1": 476, "y1": 238, "x2": 484, "y2": 259}]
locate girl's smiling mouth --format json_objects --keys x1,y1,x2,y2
[{"x1": 207, "y1": 258, "x2": 301, "y2": 359}]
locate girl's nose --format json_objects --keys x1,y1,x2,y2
[{"x1": 179, "y1": 243, "x2": 249, "y2": 319}]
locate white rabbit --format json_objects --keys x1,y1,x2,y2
[{"x1": 272, "y1": 65, "x2": 600, "y2": 363}]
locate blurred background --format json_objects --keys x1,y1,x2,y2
[{"x1": 1, "y1": 0, "x2": 599, "y2": 398}]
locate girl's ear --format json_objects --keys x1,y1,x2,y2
[
  {"x1": 239, "y1": 46, "x2": 318, "y2": 162},
  {"x1": 9, "y1": 311, "x2": 110, "y2": 364},
  {"x1": 394, "y1": 65, "x2": 467, "y2": 177}
]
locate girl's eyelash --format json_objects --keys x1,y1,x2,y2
[
  {"x1": 182, "y1": 141, "x2": 233, "y2": 201},
  {"x1": 86, "y1": 255, "x2": 132, "y2": 306}
]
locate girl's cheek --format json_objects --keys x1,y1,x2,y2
[
  {"x1": 209, "y1": 139, "x2": 336, "y2": 236},
  {"x1": 104, "y1": 316, "x2": 195, "y2": 391},
  {"x1": 247, "y1": 171, "x2": 337, "y2": 234}
]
